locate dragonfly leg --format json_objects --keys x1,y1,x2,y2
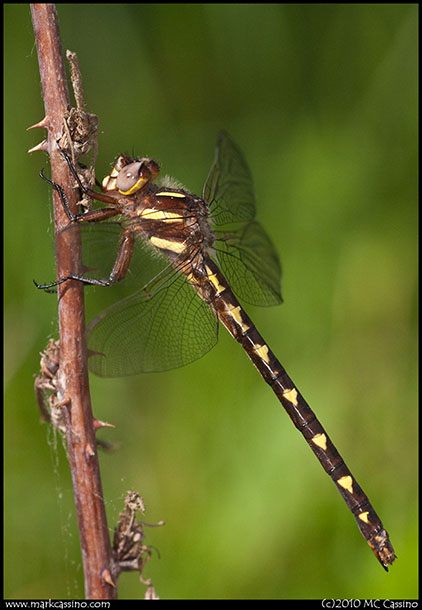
[
  {"x1": 34, "y1": 275, "x2": 114, "y2": 293},
  {"x1": 107, "y1": 228, "x2": 135, "y2": 284},
  {"x1": 34, "y1": 228, "x2": 135, "y2": 293},
  {"x1": 40, "y1": 170, "x2": 119, "y2": 222},
  {"x1": 40, "y1": 170, "x2": 79, "y2": 221},
  {"x1": 60, "y1": 147, "x2": 120, "y2": 206}
]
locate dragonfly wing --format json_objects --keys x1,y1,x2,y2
[
  {"x1": 203, "y1": 132, "x2": 282, "y2": 307},
  {"x1": 203, "y1": 131, "x2": 256, "y2": 225},
  {"x1": 73, "y1": 221, "x2": 167, "y2": 292},
  {"x1": 62, "y1": 221, "x2": 124, "y2": 280},
  {"x1": 87, "y1": 263, "x2": 218, "y2": 377},
  {"x1": 214, "y1": 221, "x2": 282, "y2": 307}
]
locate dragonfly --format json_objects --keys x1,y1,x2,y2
[{"x1": 37, "y1": 131, "x2": 396, "y2": 570}]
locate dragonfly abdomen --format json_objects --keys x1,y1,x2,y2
[{"x1": 202, "y1": 256, "x2": 396, "y2": 570}]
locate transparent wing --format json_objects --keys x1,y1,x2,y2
[
  {"x1": 203, "y1": 131, "x2": 256, "y2": 225},
  {"x1": 74, "y1": 221, "x2": 166, "y2": 292},
  {"x1": 203, "y1": 132, "x2": 282, "y2": 306},
  {"x1": 65, "y1": 222, "x2": 218, "y2": 376},
  {"x1": 214, "y1": 221, "x2": 282, "y2": 307},
  {"x1": 87, "y1": 255, "x2": 218, "y2": 377}
]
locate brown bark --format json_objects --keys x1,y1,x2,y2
[{"x1": 30, "y1": 4, "x2": 116, "y2": 599}]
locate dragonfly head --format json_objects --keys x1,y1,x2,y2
[{"x1": 102, "y1": 155, "x2": 160, "y2": 195}]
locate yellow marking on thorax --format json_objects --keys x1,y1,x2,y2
[
  {"x1": 282, "y1": 387, "x2": 298, "y2": 406},
  {"x1": 102, "y1": 176, "x2": 117, "y2": 191},
  {"x1": 337, "y1": 475, "x2": 354, "y2": 494},
  {"x1": 358, "y1": 511, "x2": 370, "y2": 524},
  {"x1": 139, "y1": 208, "x2": 184, "y2": 222},
  {"x1": 226, "y1": 304, "x2": 250, "y2": 333},
  {"x1": 205, "y1": 265, "x2": 227, "y2": 295},
  {"x1": 155, "y1": 191, "x2": 186, "y2": 199},
  {"x1": 150, "y1": 236, "x2": 186, "y2": 254},
  {"x1": 253, "y1": 344, "x2": 270, "y2": 364},
  {"x1": 311, "y1": 433, "x2": 327, "y2": 451}
]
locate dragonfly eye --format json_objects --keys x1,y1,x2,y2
[
  {"x1": 116, "y1": 159, "x2": 160, "y2": 195},
  {"x1": 116, "y1": 161, "x2": 147, "y2": 195}
]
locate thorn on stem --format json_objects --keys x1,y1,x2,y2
[
  {"x1": 28, "y1": 140, "x2": 49, "y2": 154},
  {"x1": 93, "y1": 418, "x2": 116, "y2": 430},
  {"x1": 101, "y1": 568, "x2": 116, "y2": 588},
  {"x1": 27, "y1": 116, "x2": 50, "y2": 131}
]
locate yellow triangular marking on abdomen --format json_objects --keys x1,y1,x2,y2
[
  {"x1": 282, "y1": 387, "x2": 298, "y2": 406},
  {"x1": 311, "y1": 433, "x2": 327, "y2": 451},
  {"x1": 337, "y1": 475, "x2": 354, "y2": 494},
  {"x1": 358, "y1": 511, "x2": 370, "y2": 524},
  {"x1": 226, "y1": 304, "x2": 250, "y2": 332},
  {"x1": 205, "y1": 265, "x2": 226, "y2": 295},
  {"x1": 253, "y1": 344, "x2": 270, "y2": 364}
]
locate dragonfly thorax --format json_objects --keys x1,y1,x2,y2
[{"x1": 136, "y1": 187, "x2": 215, "y2": 259}]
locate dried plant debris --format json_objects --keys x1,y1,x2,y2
[
  {"x1": 34, "y1": 339, "x2": 114, "y2": 451},
  {"x1": 34, "y1": 339, "x2": 66, "y2": 433},
  {"x1": 61, "y1": 50, "x2": 98, "y2": 211},
  {"x1": 113, "y1": 491, "x2": 164, "y2": 598}
]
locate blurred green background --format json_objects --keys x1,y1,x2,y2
[{"x1": 4, "y1": 3, "x2": 417, "y2": 600}]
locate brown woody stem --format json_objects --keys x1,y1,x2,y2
[{"x1": 30, "y1": 3, "x2": 116, "y2": 599}]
